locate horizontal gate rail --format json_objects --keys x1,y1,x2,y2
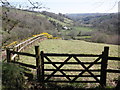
[
  {"x1": 44, "y1": 53, "x2": 101, "y2": 57},
  {"x1": 44, "y1": 62, "x2": 102, "y2": 64},
  {"x1": 44, "y1": 81, "x2": 98, "y2": 83},
  {"x1": 44, "y1": 75, "x2": 101, "y2": 77},
  {"x1": 106, "y1": 69, "x2": 120, "y2": 73},
  {"x1": 108, "y1": 57, "x2": 120, "y2": 61},
  {"x1": 44, "y1": 69, "x2": 101, "y2": 72}
]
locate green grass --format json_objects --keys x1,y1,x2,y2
[
  {"x1": 36, "y1": 14, "x2": 46, "y2": 18},
  {"x1": 48, "y1": 17, "x2": 69, "y2": 26},
  {"x1": 20, "y1": 39, "x2": 119, "y2": 88},
  {"x1": 36, "y1": 13, "x2": 73, "y2": 26},
  {"x1": 75, "y1": 36, "x2": 92, "y2": 39},
  {"x1": 64, "y1": 18, "x2": 74, "y2": 25},
  {"x1": 36, "y1": 40, "x2": 118, "y2": 56},
  {"x1": 73, "y1": 26, "x2": 94, "y2": 32},
  {"x1": 59, "y1": 26, "x2": 94, "y2": 37}
]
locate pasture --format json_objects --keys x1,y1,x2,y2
[{"x1": 20, "y1": 39, "x2": 119, "y2": 88}]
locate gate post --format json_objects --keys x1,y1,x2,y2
[
  {"x1": 40, "y1": 51, "x2": 44, "y2": 82},
  {"x1": 6, "y1": 48, "x2": 11, "y2": 62},
  {"x1": 35, "y1": 46, "x2": 41, "y2": 81},
  {"x1": 17, "y1": 47, "x2": 20, "y2": 60},
  {"x1": 13, "y1": 48, "x2": 16, "y2": 62},
  {"x1": 100, "y1": 46, "x2": 109, "y2": 87}
]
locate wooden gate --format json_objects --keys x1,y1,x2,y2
[
  {"x1": 6, "y1": 46, "x2": 120, "y2": 87},
  {"x1": 40, "y1": 47, "x2": 109, "y2": 87}
]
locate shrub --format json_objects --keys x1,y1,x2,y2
[
  {"x1": 67, "y1": 30, "x2": 78, "y2": 39},
  {"x1": 91, "y1": 32, "x2": 108, "y2": 43},
  {"x1": 91, "y1": 32, "x2": 120, "y2": 45},
  {"x1": 2, "y1": 63, "x2": 25, "y2": 89},
  {"x1": 106, "y1": 35, "x2": 120, "y2": 45}
]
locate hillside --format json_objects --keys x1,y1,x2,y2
[
  {"x1": 66, "y1": 13, "x2": 119, "y2": 34},
  {"x1": 66, "y1": 13, "x2": 119, "y2": 45},
  {"x1": 1, "y1": 7, "x2": 119, "y2": 47},
  {"x1": 1, "y1": 7, "x2": 73, "y2": 46},
  {"x1": 65, "y1": 13, "x2": 107, "y2": 21}
]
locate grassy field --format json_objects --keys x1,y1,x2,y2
[
  {"x1": 20, "y1": 39, "x2": 119, "y2": 88},
  {"x1": 73, "y1": 26, "x2": 94, "y2": 32},
  {"x1": 37, "y1": 13, "x2": 73, "y2": 26}
]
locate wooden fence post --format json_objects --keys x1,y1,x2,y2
[
  {"x1": 6, "y1": 48, "x2": 11, "y2": 62},
  {"x1": 40, "y1": 51, "x2": 44, "y2": 82},
  {"x1": 35, "y1": 46, "x2": 41, "y2": 82},
  {"x1": 13, "y1": 48, "x2": 16, "y2": 62},
  {"x1": 17, "y1": 47, "x2": 20, "y2": 60},
  {"x1": 100, "y1": 46, "x2": 109, "y2": 87}
]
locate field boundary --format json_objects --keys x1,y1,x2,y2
[{"x1": 6, "y1": 46, "x2": 120, "y2": 88}]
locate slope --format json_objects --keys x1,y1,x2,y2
[{"x1": 1, "y1": 7, "x2": 74, "y2": 46}]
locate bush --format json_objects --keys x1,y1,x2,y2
[
  {"x1": 67, "y1": 30, "x2": 78, "y2": 39},
  {"x1": 91, "y1": 32, "x2": 109, "y2": 43},
  {"x1": 106, "y1": 35, "x2": 120, "y2": 45},
  {"x1": 2, "y1": 63, "x2": 25, "y2": 89},
  {"x1": 91, "y1": 32, "x2": 120, "y2": 45}
]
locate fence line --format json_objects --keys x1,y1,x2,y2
[
  {"x1": 6, "y1": 46, "x2": 120, "y2": 88},
  {"x1": 6, "y1": 34, "x2": 46, "y2": 61}
]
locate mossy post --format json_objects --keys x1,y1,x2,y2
[
  {"x1": 13, "y1": 48, "x2": 16, "y2": 62},
  {"x1": 35, "y1": 46, "x2": 41, "y2": 82},
  {"x1": 17, "y1": 47, "x2": 20, "y2": 60},
  {"x1": 40, "y1": 51, "x2": 44, "y2": 82},
  {"x1": 6, "y1": 48, "x2": 11, "y2": 62},
  {"x1": 100, "y1": 46, "x2": 109, "y2": 87}
]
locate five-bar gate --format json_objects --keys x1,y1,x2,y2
[{"x1": 40, "y1": 47, "x2": 109, "y2": 87}]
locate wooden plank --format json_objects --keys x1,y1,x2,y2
[
  {"x1": 44, "y1": 53, "x2": 101, "y2": 57},
  {"x1": 10, "y1": 51, "x2": 36, "y2": 57},
  {"x1": 108, "y1": 57, "x2": 120, "y2": 61},
  {"x1": 11, "y1": 61, "x2": 36, "y2": 69},
  {"x1": 44, "y1": 62, "x2": 101, "y2": 64},
  {"x1": 14, "y1": 35, "x2": 43, "y2": 48},
  {"x1": 44, "y1": 81, "x2": 98, "y2": 83},
  {"x1": 9, "y1": 36, "x2": 46, "y2": 63},
  {"x1": 44, "y1": 75, "x2": 101, "y2": 77},
  {"x1": 44, "y1": 69, "x2": 101, "y2": 72},
  {"x1": 16, "y1": 37, "x2": 42, "y2": 52},
  {"x1": 106, "y1": 69, "x2": 120, "y2": 73}
]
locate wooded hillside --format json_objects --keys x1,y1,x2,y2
[{"x1": 1, "y1": 7, "x2": 73, "y2": 46}]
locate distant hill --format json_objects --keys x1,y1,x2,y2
[
  {"x1": 65, "y1": 13, "x2": 107, "y2": 21},
  {"x1": 66, "y1": 13, "x2": 119, "y2": 35}
]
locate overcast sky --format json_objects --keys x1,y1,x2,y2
[{"x1": 8, "y1": 0, "x2": 119, "y2": 14}]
